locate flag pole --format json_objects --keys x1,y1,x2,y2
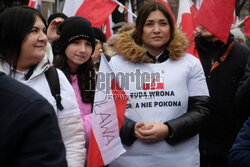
[
  {"x1": 126, "y1": 97, "x2": 144, "y2": 122},
  {"x1": 100, "y1": 54, "x2": 143, "y2": 122},
  {"x1": 236, "y1": 20, "x2": 244, "y2": 27},
  {"x1": 112, "y1": 0, "x2": 137, "y2": 18}
]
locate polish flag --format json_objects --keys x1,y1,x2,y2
[
  {"x1": 177, "y1": 0, "x2": 199, "y2": 58},
  {"x1": 62, "y1": 0, "x2": 84, "y2": 17},
  {"x1": 177, "y1": 0, "x2": 197, "y2": 39},
  {"x1": 195, "y1": 0, "x2": 235, "y2": 44},
  {"x1": 126, "y1": 0, "x2": 134, "y2": 24},
  {"x1": 87, "y1": 54, "x2": 127, "y2": 167},
  {"x1": 156, "y1": 0, "x2": 176, "y2": 23},
  {"x1": 28, "y1": 0, "x2": 36, "y2": 8},
  {"x1": 104, "y1": 15, "x2": 114, "y2": 40},
  {"x1": 75, "y1": 0, "x2": 117, "y2": 28},
  {"x1": 244, "y1": 15, "x2": 250, "y2": 39},
  {"x1": 28, "y1": 0, "x2": 42, "y2": 11}
]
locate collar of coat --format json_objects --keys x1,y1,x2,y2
[
  {"x1": 0, "y1": 43, "x2": 53, "y2": 80},
  {"x1": 113, "y1": 26, "x2": 190, "y2": 63},
  {"x1": 195, "y1": 33, "x2": 234, "y2": 52}
]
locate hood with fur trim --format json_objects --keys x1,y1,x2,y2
[{"x1": 113, "y1": 26, "x2": 190, "y2": 63}]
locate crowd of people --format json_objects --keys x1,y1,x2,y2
[{"x1": 0, "y1": 0, "x2": 249, "y2": 167}]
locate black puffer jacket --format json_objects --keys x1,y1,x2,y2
[{"x1": 195, "y1": 33, "x2": 250, "y2": 156}]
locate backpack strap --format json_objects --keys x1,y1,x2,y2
[{"x1": 45, "y1": 67, "x2": 64, "y2": 111}]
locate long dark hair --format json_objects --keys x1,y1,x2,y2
[
  {"x1": 135, "y1": 0, "x2": 174, "y2": 46},
  {"x1": 54, "y1": 53, "x2": 96, "y2": 104},
  {"x1": 0, "y1": 6, "x2": 46, "y2": 78}
]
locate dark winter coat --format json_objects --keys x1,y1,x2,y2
[
  {"x1": 234, "y1": 54, "x2": 250, "y2": 125},
  {"x1": 195, "y1": 33, "x2": 250, "y2": 156},
  {"x1": 228, "y1": 116, "x2": 250, "y2": 167},
  {"x1": 0, "y1": 72, "x2": 67, "y2": 167}
]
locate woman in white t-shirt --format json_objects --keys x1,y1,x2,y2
[{"x1": 108, "y1": 1, "x2": 210, "y2": 167}]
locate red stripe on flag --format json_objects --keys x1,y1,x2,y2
[
  {"x1": 75, "y1": 0, "x2": 117, "y2": 28},
  {"x1": 177, "y1": 0, "x2": 199, "y2": 59},
  {"x1": 105, "y1": 17, "x2": 112, "y2": 40},
  {"x1": 87, "y1": 55, "x2": 127, "y2": 167},
  {"x1": 190, "y1": 5, "x2": 198, "y2": 28},
  {"x1": 244, "y1": 16, "x2": 250, "y2": 39},
  {"x1": 195, "y1": 0, "x2": 235, "y2": 44},
  {"x1": 111, "y1": 79, "x2": 128, "y2": 129},
  {"x1": 87, "y1": 130, "x2": 104, "y2": 167},
  {"x1": 190, "y1": 5, "x2": 197, "y2": 19},
  {"x1": 28, "y1": 0, "x2": 36, "y2": 8},
  {"x1": 180, "y1": 13, "x2": 196, "y2": 40}
]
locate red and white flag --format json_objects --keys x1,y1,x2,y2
[
  {"x1": 126, "y1": 0, "x2": 134, "y2": 24},
  {"x1": 28, "y1": 0, "x2": 42, "y2": 11},
  {"x1": 244, "y1": 15, "x2": 250, "y2": 39},
  {"x1": 177, "y1": 0, "x2": 199, "y2": 58},
  {"x1": 75, "y1": 0, "x2": 117, "y2": 28},
  {"x1": 88, "y1": 54, "x2": 127, "y2": 167},
  {"x1": 195, "y1": 0, "x2": 235, "y2": 44},
  {"x1": 62, "y1": 0, "x2": 84, "y2": 17},
  {"x1": 177, "y1": 0, "x2": 197, "y2": 38},
  {"x1": 28, "y1": 0, "x2": 36, "y2": 8},
  {"x1": 104, "y1": 15, "x2": 114, "y2": 40},
  {"x1": 156, "y1": 0, "x2": 176, "y2": 23}
]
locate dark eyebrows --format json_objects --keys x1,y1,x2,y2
[
  {"x1": 145, "y1": 19, "x2": 153, "y2": 23},
  {"x1": 158, "y1": 17, "x2": 168, "y2": 21},
  {"x1": 31, "y1": 25, "x2": 46, "y2": 32},
  {"x1": 31, "y1": 26, "x2": 39, "y2": 30},
  {"x1": 160, "y1": 19, "x2": 169, "y2": 24},
  {"x1": 145, "y1": 18, "x2": 168, "y2": 23}
]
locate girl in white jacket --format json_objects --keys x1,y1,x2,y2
[{"x1": 0, "y1": 6, "x2": 86, "y2": 167}]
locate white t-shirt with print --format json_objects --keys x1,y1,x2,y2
[{"x1": 109, "y1": 53, "x2": 209, "y2": 167}]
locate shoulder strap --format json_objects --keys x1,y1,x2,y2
[
  {"x1": 210, "y1": 42, "x2": 235, "y2": 72},
  {"x1": 45, "y1": 67, "x2": 64, "y2": 111}
]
